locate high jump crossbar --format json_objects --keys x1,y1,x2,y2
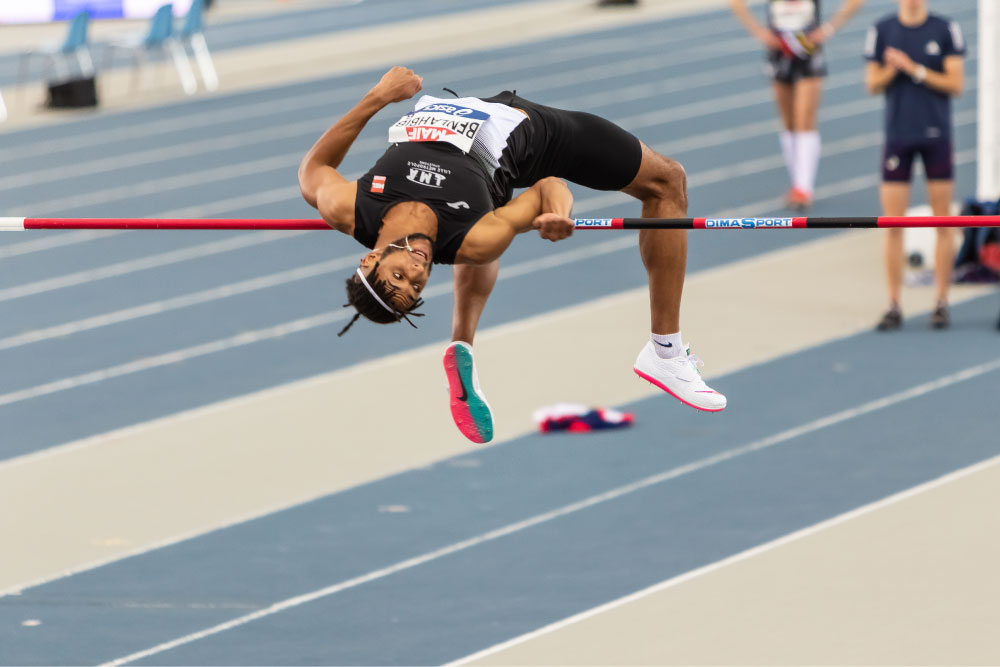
[{"x1": 1, "y1": 216, "x2": 1000, "y2": 231}]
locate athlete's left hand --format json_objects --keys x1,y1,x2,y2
[
  {"x1": 884, "y1": 47, "x2": 916, "y2": 75},
  {"x1": 532, "y1": 213, "x2": 575, "y2": 242}
]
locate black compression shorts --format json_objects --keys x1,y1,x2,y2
[
  {"x1": 480, "y1": 91, "x2": 643, "y2": 193},
  {"x1": 765, "y1": 49, "x2": 828, "y2": 83}
]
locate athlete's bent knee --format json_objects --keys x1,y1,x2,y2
[{"x1": 646, "y1": 156, "x2": 687, "y2": 207}]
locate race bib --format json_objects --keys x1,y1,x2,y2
[
  {"x1": 388, "y1": 103, "x2": 490, "y2": 154},
  {"x1": 769, "y1": 0, "x2": 815, "y2": 32}
]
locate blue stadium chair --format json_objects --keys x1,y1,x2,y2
[
  {"x1": 17, "y1": 10, "x2": 95, "y2": 87},
  {"x1": 178, "y1": 0, "x2": 218, "y2": 91},
  {"x1": 105, "y1": 4, "x2": 197, "y2": 95}
]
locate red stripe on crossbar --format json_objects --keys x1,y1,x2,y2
[
  {"x1": 22, "y1": 218, "x2": 331, "y2": 230},
  {"x1": 792, "y1": 217, "x2": 808, "y2": 228},
  {"x1": 877, "y1": 216, "x2": 1000, "y2": 228},
  {"x1": 611, "y1": 218, "x2": 624, "y2": 229},
  {"x1": 692, "y1": 218, "x2": 706, "y2": 229}
]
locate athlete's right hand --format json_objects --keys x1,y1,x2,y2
[
  {"x1": 370, "y1": 66, "x2": 424, "y2": 105},
  {"x1": 532, "y1": 213, "x2": 575, "y2": 242}
]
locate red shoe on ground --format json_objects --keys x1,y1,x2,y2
[{"x1": 786, "y1": 187, "x2": 813, "y2": 210}]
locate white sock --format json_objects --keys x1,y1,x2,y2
[
  {"x1": 651, "y1": 332, "x2": 683, "y2": 359},
  {"x1": 779, "y1": 131, "x2": 796, "y2": 185},
  {"x1": 793, "y1": 130, "x2": 821, "y2": 194}
]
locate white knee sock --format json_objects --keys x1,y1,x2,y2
[
  {"x1": 651, "y1": 332, "x2": 683, "y2": 359},
  {"x1": 779, "y1": 131, "x2": 796, "y2": 185},
  {"x1": 793, "y1": 130, "x2": 821, "y2": 194}
]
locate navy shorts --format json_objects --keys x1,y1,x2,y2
[
  {"x1": 882, "y1": 138, "x2": 954, "y2": 182},
  {"x1": 765, "y1": 49, "x2": 828, "y2": 83}
]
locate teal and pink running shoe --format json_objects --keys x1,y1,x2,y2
[{"x1": 443, "y1": 341, "x2": 494, "y2": 444}]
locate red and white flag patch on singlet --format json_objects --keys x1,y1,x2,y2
[{"x1": 371, "y1": 175, "x2": 386, "y2": 193}]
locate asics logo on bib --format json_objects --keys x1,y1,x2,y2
[
  {"x1": 422, "y1": 103, "x2": 478, "y2": 116},
  {"x1": 407, "y1": 168, "x2": 446, "y2": 188},
  {"x1": 704, "y1": 217, "x2": 793, "y2": 228}
]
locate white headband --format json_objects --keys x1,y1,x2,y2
[{"x1": 355, "y1": 267, "x2": 398, "y2": 317}]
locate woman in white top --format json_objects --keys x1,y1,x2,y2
[{"x1": 731, "y1": 0, "x2": 865, "y2": 208}]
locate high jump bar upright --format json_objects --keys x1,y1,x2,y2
[{"x1": 1, "y1": 216, "x2": 1000, "y2": 231}]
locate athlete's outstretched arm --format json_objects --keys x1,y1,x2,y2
[
  {"x1": 298, "y1": 67, "x2": 423, "y2": 225},
  {"x1": 456, "y1": 177, "x2": 575, "y2": 264}
]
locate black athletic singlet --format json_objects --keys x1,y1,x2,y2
[{"x1": 354, "y1": 142, "x2": 496, "y2": 265}]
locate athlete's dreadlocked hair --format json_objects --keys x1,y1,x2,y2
[{"x1": 337, "y1": 262, "x2": 425, "y2": 336}]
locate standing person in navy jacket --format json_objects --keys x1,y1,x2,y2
[{"x1": 865, "y1": 0, "x2": 965, "y2": 330}]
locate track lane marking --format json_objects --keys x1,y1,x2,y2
[
  {"x1": 0, "y1": 144, "x2": 977, "y2": 401},
  {"x1": 0, "y1": 256, "x2": 356, "y2": 351},
  {"x1": 1, "y1": 103, "x2": 978, "y2": 303},
  {"x1": 0, "y1": 8, "x2": 756, "y2": 161},
  {"x1": 0, "y1": 232, "x2": 298, "y2": 303},
  {"x1": 449, "y1": 450, "x2": 1000, "y2": 665},
  {"x1": 0, "y1": 237, "x2": 638, "y2": 406},
  {"x1": 95, "y1": 358, "x2": 1000, "y2": 667}
]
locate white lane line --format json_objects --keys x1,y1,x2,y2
[
  {"x1": 15, "y1": 41, "x2": 977, "y2": 219},
  {"x1": 0, "y1": 11, "x2": 753, "y2": 163},
  {"x1": 97, "y1": 357, "x2": 1000, "y2": 667},
  {"x1": 0, "y1": 231, "x2": 121, "y2": 259},
  {"x1": 0, "y1": 232, "x2": 298, "y2": 303},
  {"x1": 5, "y1": 43, "x2": 762, "y2": 212},
  {"x1": 0, "y1": 236, "x2": 639, "y2": 408},
  {"x1": 2, "y1": 0, "x2": 934, "y2": 189},
  {"x1": 26, "y1": 152, "x2": 306, "y2": 216},
  {"x1": 156, "y1": 185, "x2": 304, "y2": 219},
  {"x1": 2, "y1": 16, "x2": 975, "y2": 262},
  {"x1": 0, "y1": 146, "x2": 977, "y2": 399},
  {"x1": 0, "y1": 10, "x2": 912, "y2": 195},
  {"x1": 620, "y1": 48, "x2": 977, "y2": 133},
  {"x1": 5, "y1": 71, "x2": 967, "y2": 269},
  {"x1": 448, "y1": 449, "x2": 1000, "y2": 666},
  {"x1": 0, "y1": 121, "x2": 376, "y2": 193},
  {"x1": 0, "y1": 59, "x2": 754, "y2": 195},
  {"x1": 0, "y1": 218, "x2": 951, "y2": 597},
  {"x1": 0, "y1": 117, "x2": 882, "y2": 334},
  {"x1": 0, "y1": 256, "x2": 357, "y2": 351}
]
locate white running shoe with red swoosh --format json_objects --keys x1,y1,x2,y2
[{"x1": 633, "y1": 342, "x2": 727, "y2": 412}]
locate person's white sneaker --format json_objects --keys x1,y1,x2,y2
[{"x1": 633, "y1": 342, "x2": 727, "y2": 412}]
